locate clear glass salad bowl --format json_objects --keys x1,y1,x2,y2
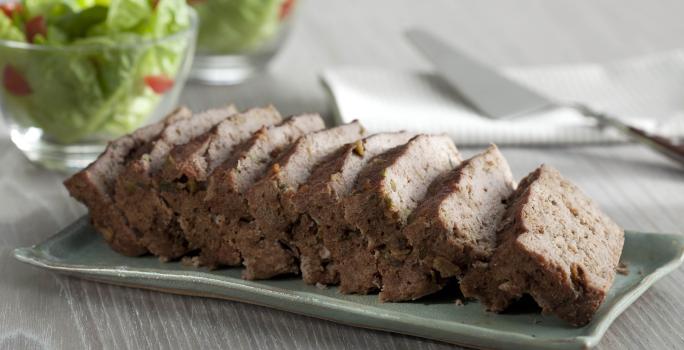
[
  {"x1": 189, "y1": 0, "x2": 297, "y2": 85},
  {"x1": 0, "y1": 10, "x2": 198, "y2": 173}
]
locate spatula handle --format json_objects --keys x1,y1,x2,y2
[{"x1": 576, "y1": 105, "x2": 684, "y2": 167}]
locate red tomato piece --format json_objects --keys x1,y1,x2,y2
[
  {"x1": 0, "y1": 2, "x2": 22, "y2": 18},
  {"x1": 144, "y1": 75, "x2": 174, "y2": 94},
  {"x1": 3, "y1": 65, "x2": 32, "y2": 96},
  {"x1": 25, "y1": 16, "x2": 47, "y2": 43},
  {"x1": 279, "y1": 0, "x2": 295, "y2": 20}
]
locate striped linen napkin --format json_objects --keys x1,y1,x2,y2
[{"x1": 321, "y1": 51, "x2": 684, "y2": 145}]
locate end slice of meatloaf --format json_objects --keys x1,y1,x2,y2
[
  {"x1": 63, "y1": 107, "x2": 192, "y2": 256},
  {"x1": 113, "y1": 105, "x2": 238, "y2": 260},
  {"x1": 188, "y1": 114, "x2": 325, "y2": 268},
  {"x1": 382, "y1": 144, "x2": 516, "y2": 301},
  {"x1": 241, "y1": 121, "x2": 366, "y2": 279},
  {"x1": 343, "y1": 134, "x2": 462, "y2": 301},
  {"x1": 157, "y1": 106, "x2": 282, "y2": 261},
  {"x1": 292, "y1": 132, "x2": 415, "y2": 287},
  {"x1": 460, "y1": 164, "x2": 624, "y2": 326}
]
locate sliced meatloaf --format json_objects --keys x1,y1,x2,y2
[
  {"x1": 292, "y1": 132, "x2": 415, "y2": 288},
  {"x1": 159, "y1": 106, "x2": 282, "y2": 189},
  {"x1": 460, "y1": 165, "x2": 624, "y2": 326},
  {"x1": 382, "y1": 145, "x2": 516, "y2": 301},
  {"x1": 241, "y1": 121, "x2": 366, "y2": 279},
  {"x1": 344, "y1": 134, "x2": 461, "y2": 301},
  {"x1": 188, "y1": 114, "x2": 325, "y2": 268},
  {"x1": 157, "y1": 106, "x2": 282, "y2": 262},
  {"x1": 63, "y1": 107, "x2": 192, "y2": 256},
  {"x1": 113, "y1": 105, "x2": 238, "y2": 260}
]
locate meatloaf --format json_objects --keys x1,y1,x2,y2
[
  {"x1": 240, "y1": 121, "x2": 365, "y2": 279},
  {"x1": 64, "y1": 107, "x2": 192, "y2": 256},
  {"x1": 113, "y1": 105, "x2": 238, "y2": 260},
  {"x1": 344, "y1": 134, "x2": 461, "y2": 301},
  {"x1": 188, "y1": 114, "x2": 325, "y2": 268},
  {"x1": 157, "y1": 106, "x2": 283, "y2": 262},
  {"x1": 460, "y1": 165, "x2": 624, "y2": 326},
  {"x1": 292, "y1": 132, "x2": 415, "y2": 288},
  {"x1": 382, "y1": 145, "x2": 516, "y2": 301}
]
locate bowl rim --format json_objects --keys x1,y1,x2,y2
[{"x1": 0, "y1": 7, "x2": 198, "y2": 52}]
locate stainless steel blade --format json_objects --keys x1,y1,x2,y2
[{"x1": 406, "y1": 28, "x2": 555, "y2": 119}]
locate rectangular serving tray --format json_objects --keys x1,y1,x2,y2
[{"x1": 13, "y1": 216, "x2": 684, "y2": 350}]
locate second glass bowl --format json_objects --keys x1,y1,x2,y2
[{"x1": 189, "y1": 0, "x2": 297, "y2": 84}]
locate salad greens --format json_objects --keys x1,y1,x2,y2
[
  {"x1": 0, "y1": 0, "x2": 192, "y2": 144},
  {"x1": 191, "y1": 0, "x2": 293, "y2": 54},
  {"x1": 0, "y1": 9, "x2": 25, "y2": 41}
]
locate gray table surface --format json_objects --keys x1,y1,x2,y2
[{"x1": 2, "y1": 0, "x2": 684, "y2": 349}]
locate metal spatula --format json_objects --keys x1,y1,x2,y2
[{"x1": 406, "y1": 28, "x2": 684, "y2": 167}]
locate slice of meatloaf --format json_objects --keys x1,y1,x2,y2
[
  {"x1": 157, "y1": 106, "x2": 282, "y2": 261},
  {"x1": 292, "y1": 132, "x2": 415, "y2": 288},
  {"x1": 344, "y1": 134, "x2": 462, "y2": 301},
  {"x1": 160, "y1": 106, "x2": 282, "y2": 189},
  {"x1": 113, "y1": 105, "x2": 238, "y2": 260},
  {"x1": 381, "y1": 145, "x2": 516, "y2": 301},
  {"x1": 241, "y1": 121, "x2": 366, "y2": 279},
  {"x1": 63, "y1": 107, "x2": 192, "y2": 256},
  {"x1": 187, "y1": 114, "x2": 325, "y2": 268},
  {"x1": 460, "y1": 165, "x2": 624, "y2": 326}
]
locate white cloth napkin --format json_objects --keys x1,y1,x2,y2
[{"x1": 321, "y1": 51, "x2": 684, "y2": 145}]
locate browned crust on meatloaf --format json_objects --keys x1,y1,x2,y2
[
  {"x1": 113, "y1": 105, "x2": 238, "y2": 260},
  {"x1": 292, "y1": 132, "x2": 415, "y2": 287},
  {"x1": 343, "y1": 134, "x2": 462, "y2": 301},
  {"x1": 382, "y1": 145, "x2": 516, "y2": 301},
  {"x1": 460, "y1": 165, "x2": 624, "y2": 326},
  {"x1": 156, "y1": 106, "x2": 282, "y2": 263},
  {"x1": 159, "y1": 106, "x2": 282, "y2": 185},
  {"x1": 63, "y1": 107, "x2": 192, "y2": 256},
  {"x1": 187, "y1": 114, "x2": 325, "y2": 268},
  {"x1": 241, "y1": 121, "x2": 366, "y2": 279}
]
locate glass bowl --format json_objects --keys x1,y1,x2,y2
[
  {"x1": 0, "y1": 10, "x2": 198, "y2": 173},
  {"x1": 189, "y1": 0, "x2": 298, "y2": 85}
]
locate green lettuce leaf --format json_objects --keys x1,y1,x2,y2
[
  {"x1": 193, "y1": 0, "x2": 280, "y2": 54},
  {"x1": 24, "y1": 0, "x2": 79, "y2": 18},
  {"x1": 140, "y1": 0, "x2": 189, "y2": 37},
  {"x1": 45, "y1": 24, "x2": 69, "y2": 44},
  {"x1": 53, "y1": 4, "x2": 107, "y2": 39},
  {"x1": 106, "y1": 0, "x2": 151, "y2": 32},
  {"x1": 0, "y1": 12, "x2": 26, "y2": 42},
  {"x1": 71, "y1": 33, "x2": 160, "y2": 136}
]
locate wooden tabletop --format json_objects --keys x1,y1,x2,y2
[{"x1": 2, "y1": 0, "x2": 684, "y2": 349}]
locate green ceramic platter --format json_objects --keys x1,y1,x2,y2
[{"x1": 13, "y1": 216, "x2": 684, "y2": 350}]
